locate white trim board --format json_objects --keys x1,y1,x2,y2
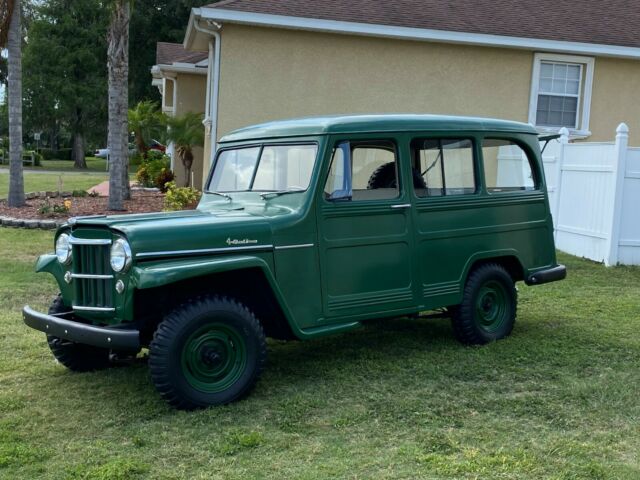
[{"x1": 191, "y1": 8, "x2": 640, "y2": 59}]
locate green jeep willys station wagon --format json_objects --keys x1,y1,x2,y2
[{"x1": 23, "y1": 114, "x2": 566, "y2": 409}]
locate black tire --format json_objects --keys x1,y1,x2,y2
[
  {"x1": 367, "y1": 162, "x2": 427, "y2": 190},
  {"x1": 451, "y1": 263, "x2": 517, "y2": 345},
  {"x1": 149, "y1": 295, "x2": 267, "y2": 410},
  {"x1": 46, "y1": 295, "x2": 112, "y2": 372}
]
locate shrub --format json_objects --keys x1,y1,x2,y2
[
  {"x1": 32, "y1": 151, "x2": 43, "y2": 166},
  {"x1": 40, "y1": 148, "x2": 73, "y2": 160},
  {"x1": 164, "y1": 181, "x2": 201, "y2": 211},
  {"x1": 135, "y1": 153, "x2": 172, "y2": 189},
  {"x1": 156, "y1": 168, "x2": 175, "y2": 193},
  {"x1": 72, "y1": 190, "x2": 88, "y2": 197},
  {"x1": 129, "y1": 152, "x2": 143, "y2": 166}
]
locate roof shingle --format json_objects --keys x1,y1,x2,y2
[
  {"x1": 156, "y1": 42, "x2": 208, "y2": 65},
  {"x1": 205, "y1": 0, "x2": 640, "y2": 49}
]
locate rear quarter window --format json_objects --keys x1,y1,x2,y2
[{"x1": 481, "y1": 139, "x2": 537, "y2": 193}]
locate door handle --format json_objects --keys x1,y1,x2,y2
[{"x1": 390, "y1": 203, "x2": 411, "y2": 209}]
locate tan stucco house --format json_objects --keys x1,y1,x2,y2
[
  {"x1": 151, "y1": 42, "x2": 208, "y2": 187},
  {"x1": 153, "y1": 0, "x2": 640, "y2": 189}
]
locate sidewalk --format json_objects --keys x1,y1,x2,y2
[{"x1": 88, "y1": 180, "x2": 136, "y2": 196}]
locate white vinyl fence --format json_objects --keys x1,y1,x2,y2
[{"x1": 540, "y1": 123, "x2": 640, "y2": 266}]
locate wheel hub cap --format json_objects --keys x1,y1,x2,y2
[
  {"x1": 475, "y1": 280, "x2": 508, "y2": 333},
  {"x1": 181, "y1": 323, "x2": 247, "y2": 393}
]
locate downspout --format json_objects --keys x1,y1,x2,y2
[{"x1": 193, "y1": 19, "x2": 222, "y2": 171}]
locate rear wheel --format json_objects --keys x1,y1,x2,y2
[
  {"x1": 46, "y1": 296, "x2": 112, "y2": 372},
  {"x1": 149, "y1": 295, "x2": 267, "y2": 410},
  {"x1": 451, "y1": 264, "x2": 517, "y2": 345}
]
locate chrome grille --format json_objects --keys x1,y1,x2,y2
[{"x1": 71, "y1": 238, "x2": 114, "y2": 311}]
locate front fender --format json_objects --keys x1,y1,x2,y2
[
  {"x1": 131, "y1": 255, "x2": 305, "y2": 338},
  {"x1": 131, "y1": 255, "x2": 275, "y2": 289},
  {"x1": 36, "y1": 253, "x2": 73, "y2": 303}
]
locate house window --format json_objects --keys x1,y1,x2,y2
[{"x1": 528, "y1": 53, "x2": 594, "y2": 136}]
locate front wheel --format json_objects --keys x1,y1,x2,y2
[
  {"x1": 451, "y1": 264, "x2": 517, "y2": 345},
  {"x1": 46, "y1": 295, "x2": 112, "y2": 372},
  {"x1": 149, "y1": 295, "x2": 267, "y2": 410}
]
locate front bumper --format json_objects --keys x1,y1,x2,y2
[
  {"x1": 23, "y1": 305, "x2": 140, "y2": 350},
  {"x1": 525, "y1": 264, "x2": 567, "y2": 286}
]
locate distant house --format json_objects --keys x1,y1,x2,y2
[
  {"x1": 153, "y1": 0, "x2": 640, "y2": 188},
  {"x1": 151, "y1": 42, "x2": 208, "y2": 186}
]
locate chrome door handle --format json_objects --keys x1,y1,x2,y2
[{"x1": 390, "y1": 203, "x2": 411, "y2": 209}]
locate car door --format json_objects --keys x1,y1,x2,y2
[{"x1": 317, "y1": 135, "x2": 417, "y2": 321}]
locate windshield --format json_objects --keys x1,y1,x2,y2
[{"x1": 207, "y1": 144, "x2": 318, "y2": 193}]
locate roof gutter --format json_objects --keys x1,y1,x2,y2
[
  {"x1": 198, "y1": 8, "x2": 640, "y2": 60},
  {"x1": 191, "y1": 12, "x2": 222, "y2": 171}
]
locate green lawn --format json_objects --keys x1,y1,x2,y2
[
  {"x1": 1, "y1": 228, "x2": 639, "y2": 479},
  {"x1": 0, "y1": 172, "x2": 108, "y2": 199},
  {"x1": 26, "y1": 157, "x2": 138, "y2": 173},
  {"x1": 31, "y1": 157, "x2": 109, "y2": 172}
]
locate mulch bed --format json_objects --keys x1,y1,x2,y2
[{"x1": 0, "y1": 191, "x2": 166, "y2": 221}]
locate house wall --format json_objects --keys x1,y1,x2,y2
[
  {"x1": 590, "y1": 57, "x2": 640, "y2": 146},
  {"x1": 173, "y1": 73, "x2": 206, "y2": 188},
  {"x1": 203, "y1": 24, "x2": 640, "y2": 178}
]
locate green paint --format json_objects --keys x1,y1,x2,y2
[
  {"x1": 30, "y1": 114, "x2": 562, "y2": 341},
  {"x1": 180, "y1": 323, "x2": 247, "y2": 393},
  {"x1": 475, "y1": 281, "x2": 509, "y2": 333}
]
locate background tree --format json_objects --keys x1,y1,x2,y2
[
  {"x1": 1, "y1": 0, "x2": 25, "y2": 207},
  {"x1": 128, "y1": 100, "x2": 166, "y2": 155},
  {"x1": 166, "y1": 111, "x2": 204, "y2": 187},
  {"x1": 107, "y1": 0, "x2": 131, "y2": 210},
  {"x1": 129, "y1": 0, "x2": 210, "y2": 106},
  {"x1": 23, "y1": 0, "x2": 108, "y2": 168}
]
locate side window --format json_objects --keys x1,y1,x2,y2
[
  {"x1": 413, "y1": 139, "x2": 476, "y2": 197},
  {"x1": 482, "y1": 139, "x2": 536, "y2": 193},
  {"x1": 324, "y1": 141, "x2": 399, "y2": 201}
]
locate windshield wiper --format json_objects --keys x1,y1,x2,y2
[
  {"x1": 205, "y1": 190, "x2": 232, "y2": 201},
  {"x1": 260, "y1": 188, "x2": 305, "y2": 200}
]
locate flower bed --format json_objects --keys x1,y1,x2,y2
[{"x1": 0, "y1": 190, "x2": 169, "y2": 229}]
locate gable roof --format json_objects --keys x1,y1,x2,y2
[
  {"x1": 204, "y1": 0, "x2": 640, "y2": 50},
  {"x1": 156, "y1": 42, "x2": 208, "y2": 65}
]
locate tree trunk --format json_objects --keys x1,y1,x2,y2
[
  {"x1": 7, "y1": 0, "x2": 25, "y2": 207},
  {"x1": 107, "y1": 0, "x2": 130, "y2": 210},
  {"x1": 72, "y1": 133, "x2": 87, "y2": 169}
]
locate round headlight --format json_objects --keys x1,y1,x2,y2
[
  {"x1": 55, "y1": 233, "x2": 72, "y2": 264},
  {"x1": 110, "y1": 238, "x2": 132, "y2": 273}
]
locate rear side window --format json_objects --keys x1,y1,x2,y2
[
  {"x1": 413, "y1": 139, "x2": 476, "y2": 197},
  {"x1": 482, "y1": 139, "x2": 536, "y2": 193}
]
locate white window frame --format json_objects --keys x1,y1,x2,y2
[{"x1": 528, "y1": 53, "x2": 595, "y2": 139}]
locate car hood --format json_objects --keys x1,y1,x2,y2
[{"x1": 70, "y1": 206, "x2": 283, "y2": 259}]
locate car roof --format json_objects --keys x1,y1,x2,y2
[{"x1": 219, "y1": 114, "x2": 539, "y2": 143}]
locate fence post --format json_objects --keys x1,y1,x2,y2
[
  {"x1": 604, "y1": 123, "x2": 629, "y2": 266},
  {"x1": 552, "y1": 127, "x2": 570, "y2": 239}
]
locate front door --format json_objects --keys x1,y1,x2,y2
[{"x1": 317, "y1": 136, "x2": 416, "y2": 320}]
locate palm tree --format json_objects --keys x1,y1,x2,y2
[
  {"x1": 128, "y1": 100, "x2": 166, "y2": 156},
  {"x1": 166, "y1": 112, "x2": 204, "y2": 187},
  {"x1": 107, "y1": 0, "x2": 131, "y2": 210},
  {"x1": 1, "y1": 0, "x2": 25, "y2": 207}
]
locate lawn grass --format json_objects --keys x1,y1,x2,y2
[
  {"x1": 0, "y1": 228, "x2": 639, "y2": 479},
  {"x1": 30, "y1": 157, "x2": 109, "y2": 172},
  {"x1": 0, "y1": 172, "x2": 108, "y2": 199},
  {"x1": 26, "y1": 158, "x2": 138, "y2": 174}
]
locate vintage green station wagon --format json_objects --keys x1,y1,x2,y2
[{"x1": 23, "y1": 114, "x2": 566, "y2": 409}]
